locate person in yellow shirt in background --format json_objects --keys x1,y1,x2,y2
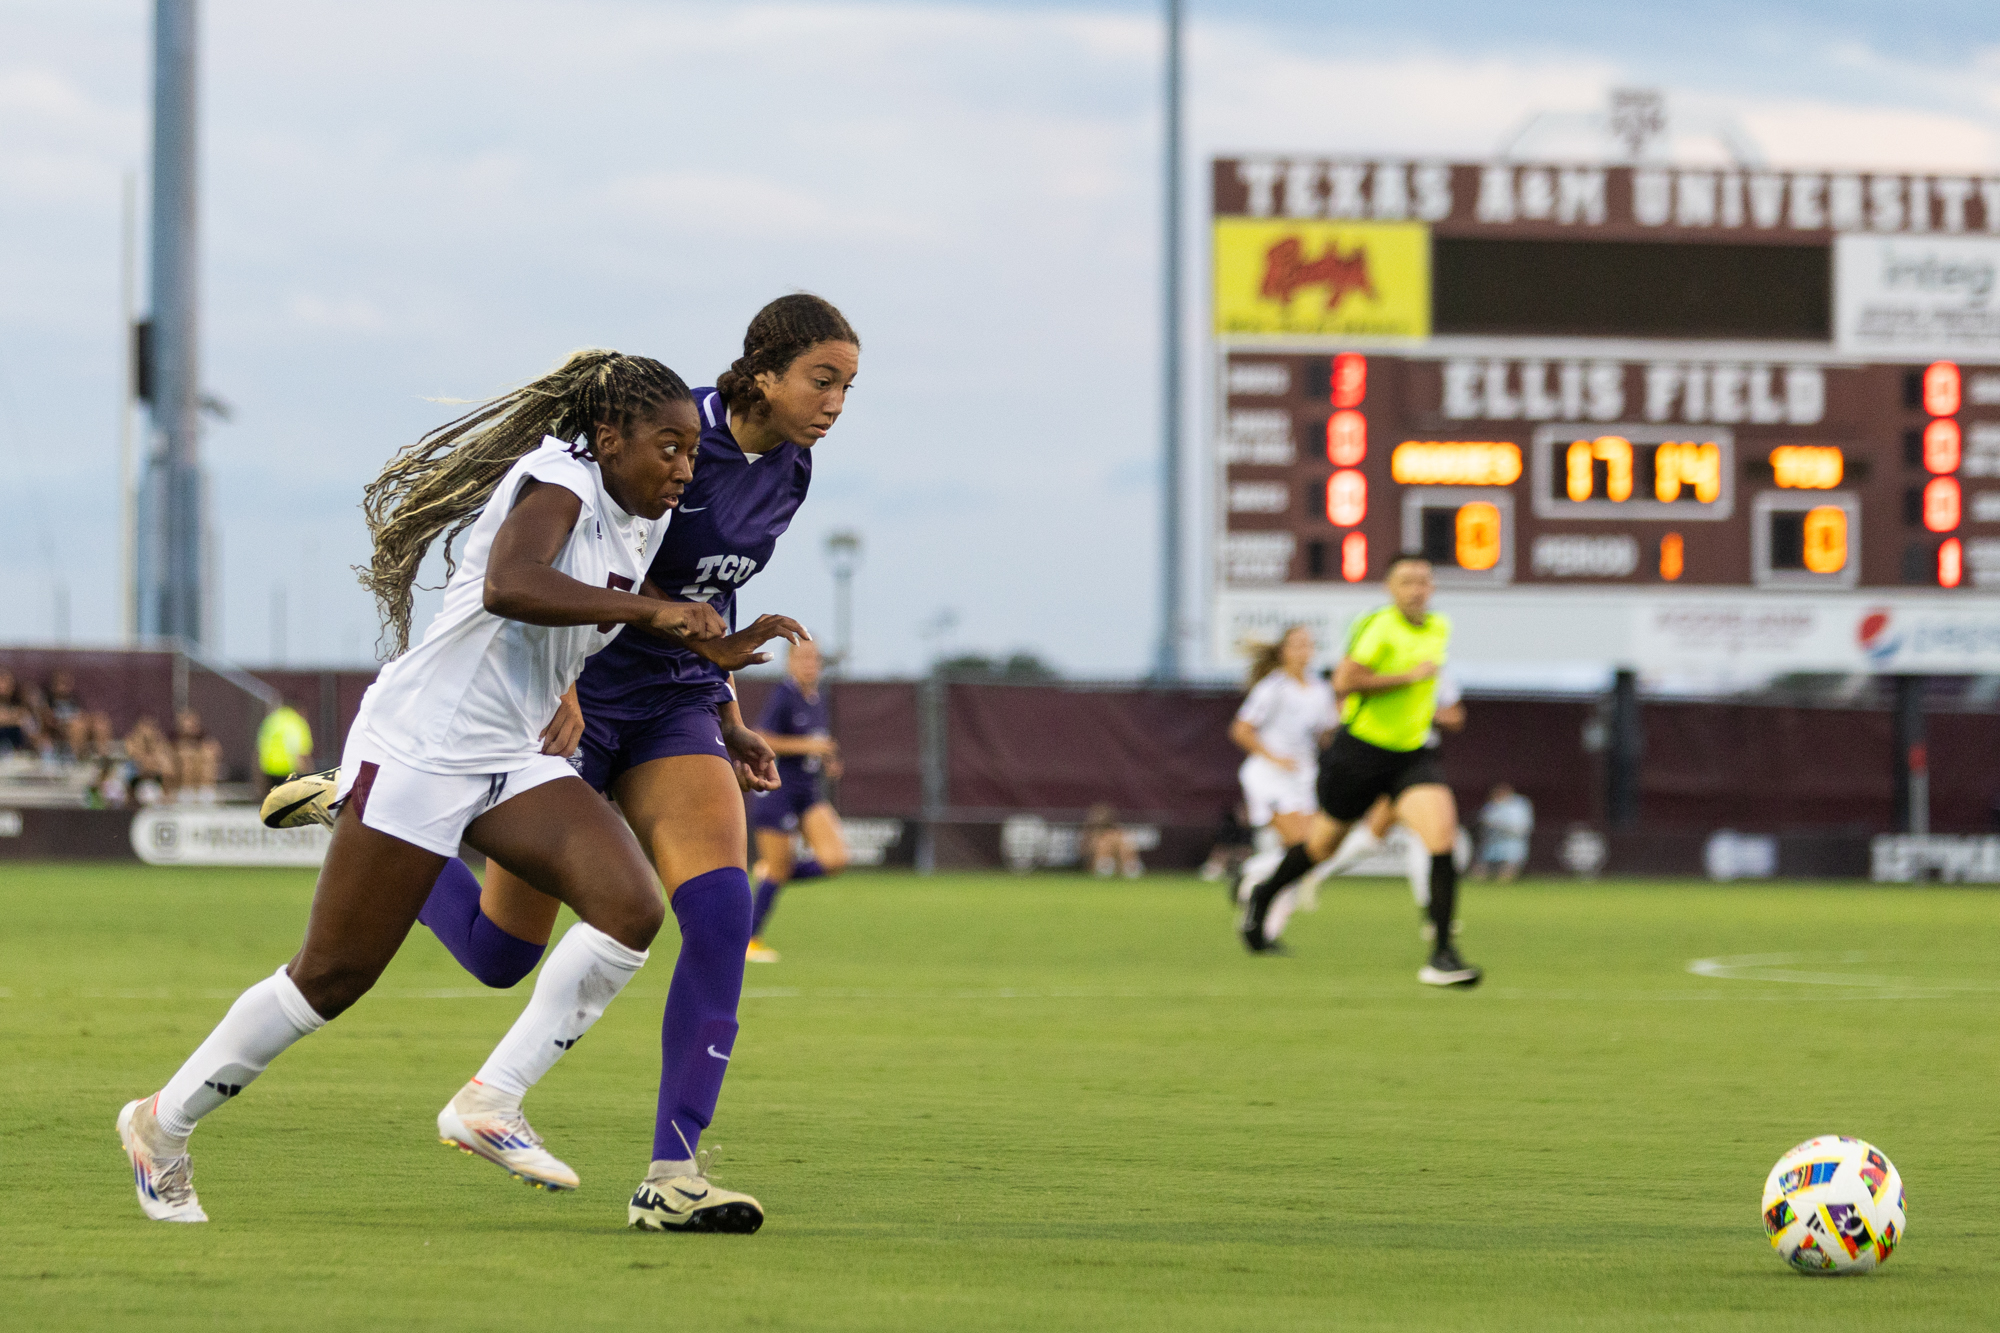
[
  {"x1": 256, "y1": 704, "x2": 313, "y2": 794},
  {"x1": 1238, "y1": 553, "x2": 1481, "y2": 987}
]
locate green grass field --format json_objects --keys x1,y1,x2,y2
[{"x1": 3, "y1": 863, "x2": 1998, "y2": 1331}]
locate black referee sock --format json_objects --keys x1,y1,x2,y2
[
  {"x1": 1427, "y1": 853, "x2": 1457, "y2": 946},
  {"x1": 1256, "y1": 843, "x2": 1315, "y2": 899}
]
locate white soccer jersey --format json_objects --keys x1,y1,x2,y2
[
  {"x1": 353, "y1": 437, "x2": 668, "y2": 775},
  {"x1": 1235, "y1": 671, "x2": 1336, "y2": 771}
]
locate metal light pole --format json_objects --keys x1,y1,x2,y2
[
  {"x1": 136, "y1": 0, "x2": 207, "y2": 646},
  {"x1": 1152, "y1": 0, "x2": 1185, "y2": 681},
  {"x1": 824, "y1": 529, "x2": 861, "y2": 676}
]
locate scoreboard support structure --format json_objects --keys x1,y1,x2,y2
[{"x1": 1209, "y1": 154, "x2": 2000, "y2": 831}]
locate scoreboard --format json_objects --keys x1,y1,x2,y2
[{"x1": 1209, "y1": 156, "x2": 2000, "y2": 674}]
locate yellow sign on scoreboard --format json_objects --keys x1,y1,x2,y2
[{"x1": 1213, "y1": 219, "x2": 1431, "y2": 338}]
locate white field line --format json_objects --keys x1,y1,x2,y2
[{"x1": 1688, "y1": 951, "x2": 2000, "y2": 997}]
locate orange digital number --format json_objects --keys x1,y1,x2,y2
[
  {"x1": 1565, "y1": 436, "x2": 1633, "y2": 502},
  {"x1": 1654, "y1": 442, "x2": 1722, "y2": 503},
  {"x1": 1660, "y1": 532, "x2": 1684, "y2": 581},
  {"x1": 1801, "y1": 506, "x2": 1848, "y2": 574},
  {"x1": 1340, "y1": 531, "x2": 1368, "y2": 582},
  {"x1": 1454, "y1": 502, "x2": 1502, "y2": 571}
]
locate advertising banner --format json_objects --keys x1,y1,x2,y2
[
  {"x1": 1214, "y1": 588, "x2": 2000, "y2": 674},
  {"x1": 1213, "y1": 219, "x2": 1429, "y2": 339},
  {"x1": 1834, "y1": 234, "x2": 2000, "y2": 362},
  {"x1": 130, "y1": 806, "x2": 330, "y2": 867}
]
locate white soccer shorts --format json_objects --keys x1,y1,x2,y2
[
  {"x1": 333, "y1": 725, "x2": 580, "y2": 857},
  {"x1": 1239, "y1": 755, "x2": 1316, "y2": 829}
]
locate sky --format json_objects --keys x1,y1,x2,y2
[{"x1": 3, "y1": 0, "x2": 1999, "y2": 678}]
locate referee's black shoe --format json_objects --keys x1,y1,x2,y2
[
  {"x1": 1239, "y1": 879, "x2": 1284, "y2": 953},
  {"x1": 1418, "y1": 943, "x2": 1482, "y2": 987}
]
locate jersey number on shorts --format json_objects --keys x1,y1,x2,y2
[{"x1": 597, "y1": 574, "x2": 635, "y2": 632}]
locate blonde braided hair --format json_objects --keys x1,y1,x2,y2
[{"x1": 358, "y1": 348, "x2": 690, "y2": 656}]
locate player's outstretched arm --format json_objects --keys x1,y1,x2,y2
[
  {"x1": 482, "y1": 481, "x2": 727, "y2": 641},
  {"x1": 685, "y1": 614, "x2": 810, "y2": 672}
]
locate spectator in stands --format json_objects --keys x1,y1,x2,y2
[
  {"x1": 123, "y1": 716, "x2": 173, "y2": 806},
  {"x1": 0, "y1": 670, "x2": 33, "y2": 755},
  {"x1": 1199, "y1": 801, "x2": 1255, "y2": 884},
  {"x1": 256, "y1": 703, "x2": 314, "y2": 792},
  {"x1": 41, "y1": 671, "x2": 111, "y2": 762},
  {"x1": 1474, "y1": 783, "x2": 1534, "y2": 882},
  {"x1": 172, "y1": 710, "x2": 223, "y2": 804},
  {"x1": 86, "y1": 756, "x2": 131, "y2": 809},
  {"x1": 1081, "y1": 803, "x2": 1144, "y2": 879}
]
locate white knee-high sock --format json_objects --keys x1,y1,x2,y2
[
  {"x1": 473, "y1": 923, "x2": 647, "y2": 1099},
  {"x1": 1405, "y1": 830, "x2": 1433, "y2": 908},
  {"x1": 155, "y1": 965, "x2": 327, "y2": 1139},
  {"x1": 1323, "y1": 824, "x2": 1383, "y2": 877},
  {"x1": 1264, "y1": 885, "x2": 1302, "y2": 941}
]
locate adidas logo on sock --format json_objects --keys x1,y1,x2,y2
[
  {"x1": 552, "y1": 1036, "x2": 582, "y2": 1050},
  {"x1": 205, "y1": 1080, "x2": 243, "y2": 1098}
]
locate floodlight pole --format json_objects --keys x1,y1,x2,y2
[
  {"x1": 1152, "y1": 0, "x2": 1184, "y2": 682},
  {"x1": 137, "y1": 0, "x2": 206, "y2": 647}
]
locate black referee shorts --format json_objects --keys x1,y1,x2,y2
[{"x1": 1316, "y1": 729, "x2": 1446, "y2": 822}]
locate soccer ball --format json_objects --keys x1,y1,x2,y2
[{"x1": 1761, "y1": 1136, "x2": 1905, "y2": 1275}]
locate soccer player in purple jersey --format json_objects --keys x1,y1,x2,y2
[
  {"x1": 745, "y1": 638, "x2": 850, "y2": 962},
  {"x1": 413, "y1": 295, "x2": 860, "y2": 1231}
]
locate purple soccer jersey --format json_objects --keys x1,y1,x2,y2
[
  {"x1": 758, "y1": 676, "x2": 830, "y2": 791},
  {"x1": 577, "y1": 388, "x2": 812, "y2": 719}
]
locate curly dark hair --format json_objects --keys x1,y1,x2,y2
[
  {"x1": 715, "y1": 294, "x2": 859, "y2": 420},
  {"x1": 358, "y1": 349, "x2": 691, "y2": 655}
]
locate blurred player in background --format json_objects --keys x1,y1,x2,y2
[
  {"x1": 1239, "y1": 555, "x2": 1481, "y2": 987},
  {"x1": 120, "y1": 350, "x2": 724, "y2": 1224},
  {"x1": 1303, "y1": 669, "x2": 1465, "y2": 912},
  {"x1": 746, "y1": 637, "x2": 850, "y2": 961},
  {"x1": 256, "y1": 702, "x2": 314, "y2": 793},
  {"x1": 1474, "y1": 782, "x2": 1534, "y2": 881},
  {"x1": 1226, "y1": 626, "x2": 1335, "y2": 923}
]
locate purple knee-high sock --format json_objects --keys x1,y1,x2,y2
[
  {"x1": 655, "y1": 867, "x2": 751, "y2": 1162},
  {"x1": 750, "y1": 878, "x2": 782, "y2": 937},
  {"x1": 416, "y1": 857, "x2": 546, "y2": 989}
]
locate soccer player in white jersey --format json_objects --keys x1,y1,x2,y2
[
  {"x1": 1227, "y1": 626, "x2": 1336, "y2": 929},
  {"x1": 115, "y1": 351, "x2": 794, "y2": 1223}
]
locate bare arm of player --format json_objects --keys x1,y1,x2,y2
[
  {"x1": 1332, "y1": 656, "x2": 1438, "y2": 696},
  {"x1": 540, "y1": 685, "x2": 584, "y2": 756},
  {"x1": 685, "y1": 614, "x2": 811, "y2": 672},
  {"x1": 483, "y1": 480, "x2": 727, "y2": 641},
  {"x1": 1227, "y1": 717, "x2": 1296, "y2": 771},
  {"x1": 759, "y1": 733, "x2": 838, "y2": 757},
  {"x1": 719, "y1": 690, "x2": 780, "y2": 792},
  {"x1": 1435, "y1": 701, "x2": 1467, "y2": 733}
]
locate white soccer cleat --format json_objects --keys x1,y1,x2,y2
[
  {"x1": 117, "y1": 1096, "x2": 207, "y2": 1223},
  {"x1": 260, "y1": 767, "x2": 340, "y2": 829},
  {"x1": 628, "y1": 1153, "x2": 765, "y2": 1233},
  {"x1": 436, "y1": 1081, "x2": 579, "y2": 1191}
]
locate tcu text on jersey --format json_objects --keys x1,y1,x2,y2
[{"x1": 682, "y1": 554, "x2": 761, "y2": 602}]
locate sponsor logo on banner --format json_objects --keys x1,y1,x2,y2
[
  {"x1": 1213, "y1": 219, "x2": 1430, "y2": 338},
  {"x1": 1872, "y1": 835, "x2": 2000, "y2": 883},
  {"x1": 131, "y1": 806, "x2": 331, "y2": 867},
  {"x1": 1834, "y1": 234, "x2": 2000, "y2": 360}
]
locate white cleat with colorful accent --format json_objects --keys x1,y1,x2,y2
[
  {"x1": 436, "y1": 1080, "x2": 579, "y2": 1191},
  {"x1": 117, "y1": 1095, "x2": 208, "y2": 1222}
]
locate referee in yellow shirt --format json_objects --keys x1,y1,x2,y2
[{"x1": 1240, "y1": 553, "x2": 1481, "y2": 986}]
